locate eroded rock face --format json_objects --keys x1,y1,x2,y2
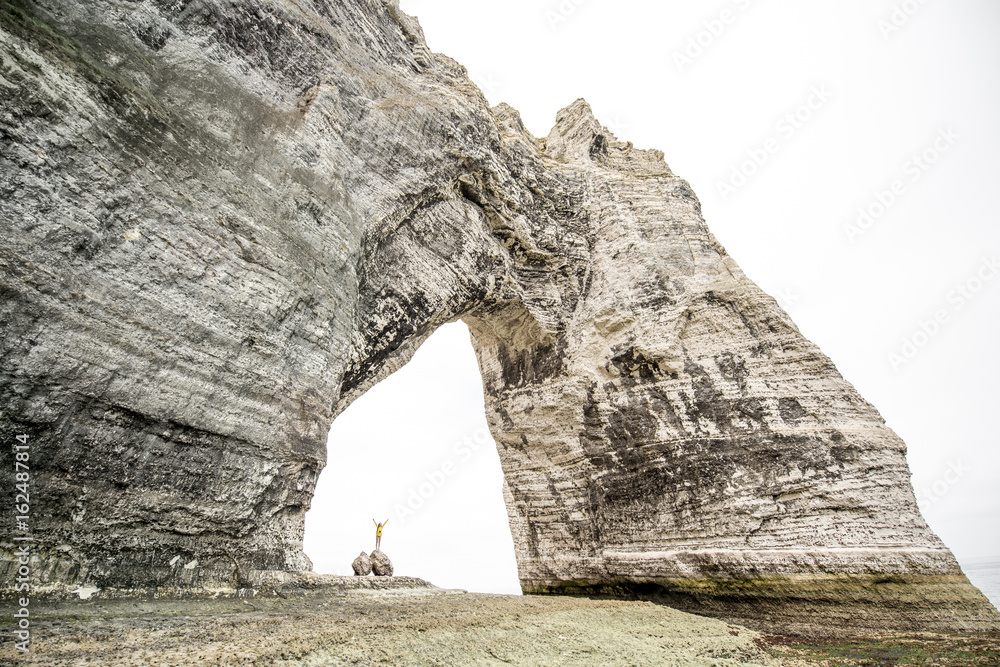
[{"x1": 0, "y1": 0, "x2": 995, "y2": 630}]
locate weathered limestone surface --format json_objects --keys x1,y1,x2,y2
[{"x1": 0, "y1": 0, "x2": 996, "y2": 630}]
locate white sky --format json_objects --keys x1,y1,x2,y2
[{"x1": 305, "y1": 0, "x2": 1000, "y2": 594}]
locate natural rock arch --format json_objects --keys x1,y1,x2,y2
[
  {"x1": 304, "y1": 320, "x2": 520, "y2": 591},
  {"x1": 0, "y1": 0, "x2": 996, "y2": 631}
]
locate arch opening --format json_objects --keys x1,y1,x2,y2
[{"x1": 304, "y1": 321, "x2": 521, "y2": 594}]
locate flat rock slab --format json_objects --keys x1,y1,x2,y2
[{"x1": 0, "y1": 591, "x2": 774, "y2": 666}]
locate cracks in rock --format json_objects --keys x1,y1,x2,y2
[
  {"x1": 744, "y1": 517, "x2": 772, "y2": 545},
  {"x1": 361, "y1": 183, "x2": 451, "y2": 257}
]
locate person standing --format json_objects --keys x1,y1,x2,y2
[{"x1": 373, "y1": 518, "x2": 388, "y2": 550}]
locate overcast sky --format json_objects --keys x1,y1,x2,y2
[{"x1": 305, "y1": 0, "x2": 1000, "y2": 596}]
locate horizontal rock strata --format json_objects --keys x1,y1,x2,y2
[{"x1": 0, "y1": 0, "x2": 996, "y2": 630}]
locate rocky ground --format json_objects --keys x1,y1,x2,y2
[
  {"x1": 2, "y1": 582, "x2": 997, "y2": 666},
  {"x1": 1, "y1": 582, "x2": 768, "y2": 666},
  {"x1": 765, "y1": 632, "x2": 1000, "y2": 666}
]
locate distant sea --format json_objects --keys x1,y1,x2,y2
[{"x1": 961, "y1": 558, "x2": 1000, "y2": 611}]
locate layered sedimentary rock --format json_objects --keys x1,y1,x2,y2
[{"x1": 0, "y1": 0, "x2": 995, "y2": 629}]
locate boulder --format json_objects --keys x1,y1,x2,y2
[
  {"x1": 370, "y1": 550, "x2": 393, "y2": 577},
  {"x1": 352, "y1": 552, "x2": 372, "y2": 576}
]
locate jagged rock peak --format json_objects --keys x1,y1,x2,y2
[
  {"x1": 544, "y1": 98, "x2": 604, "y2": 162},
  {"x1": 544, "y1": 98, "x2": 672, "y2": 176},
  {"x1": 384, "y1": 0, "x2": 430, "y2": 55},
  {"x1": 493, "y1": 103, "x2": 534, "y2": 141}
]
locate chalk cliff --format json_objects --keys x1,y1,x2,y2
[{"x1": 0, "y1": 0, "x2": 995, "y2": 630}]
